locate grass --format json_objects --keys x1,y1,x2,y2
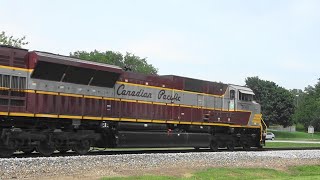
[
  {"x1": 265, "y1": 142, "x2": 320, "y2": 148},
  {"x1": 270, "y1": 130, "x2": 320, "y2": 140},
  {"x1": 101, "y1": 165, "x2": 320, "y2": 180},
  {"x1": 265, "y1": 130, "x2": 320, "y2": 148}
]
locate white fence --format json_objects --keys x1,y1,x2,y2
[{"x1": 269, "y1": 125, "x2": 296, "y2": 132}]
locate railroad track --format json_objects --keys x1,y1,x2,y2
[
  {"x1": 6, "y1": 147, "x2": 320, "y2": 159},
  {"x1": 3, "y1": 147, "x2": 320, "y2": 180}
]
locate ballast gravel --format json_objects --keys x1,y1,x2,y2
[{"x1": 1, "y1": 150, "x2": 320, "y2": 179}]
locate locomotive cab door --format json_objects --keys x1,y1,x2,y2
[
  {"x1": 227, "y1": 87, "x2": 238, "y2": 124},
  {"x1": 229, "y1": 89, "x2": 236, "y2": 111}
]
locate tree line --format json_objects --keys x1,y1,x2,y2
[
  {"x1": 1, "y1": 31, "x2": 318, "y2": 130},
  {"x1": 0, "y1": 31, "x2": 157, "y2": 75}
]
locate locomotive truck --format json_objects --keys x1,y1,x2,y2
[{"x1": 0, "y1": 45, "x2": 266, "y2": 157}]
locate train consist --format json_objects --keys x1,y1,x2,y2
[{"x1": 0, "y1": 45, "x2": 266, "y2": 157}]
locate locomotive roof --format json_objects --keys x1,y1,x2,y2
[
  {"x1": 33, "y1": 51, "x2": 123, "y2": 70},
  {"x1": 0, "y1": 45, "x2": 256, "y2": 94},
  {"x1": 229, "y1": 84, "x2": 255, "y2": 95},
  {"x1": 161, "y1": 75, "x2": 227, "y2": 85},
  {"x1": 30, "y1": 51, "x2": 122, "y2": 88}
]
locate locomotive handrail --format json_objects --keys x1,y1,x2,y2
[
  {"x1": 261, "y1": 118, "x2": 267, "y2": 132},
  {"x1": 260, "y1": 117, "x2": 267, "y2": 142}
]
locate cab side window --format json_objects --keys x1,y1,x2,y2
[
  {"x1": 239, "y1": 92, "x2": 253, "y2": 101},
  {"x1": 230, "y1": 90, "x2": 235, "y2": 100}
]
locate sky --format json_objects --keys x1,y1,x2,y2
[{"x1": 1, "y1": 0, "x2": 320, "y2": 90}]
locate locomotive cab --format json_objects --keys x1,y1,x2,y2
[
  {"x1": 228, "y1": 85, "x2": 262, "y2": 125},
  {"x1": 228, "y1": 85, "x2": 259, "y2": 109}
]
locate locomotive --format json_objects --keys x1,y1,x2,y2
[{"x1": 0, "y1": 45, "x2": 266, "y2": 157}]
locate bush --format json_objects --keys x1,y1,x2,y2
[{"x1": 296, "y1": 123, "x2": 305, "y2": 132}]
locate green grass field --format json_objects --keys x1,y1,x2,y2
[
  {"x1": 101, "y1": 165, "x2": 320, "y2": 180},
  {"x1": 264, "y1": 130, "x2": 320, "y2": 148},
  {"x1": 265, "y1": 142, "x2": 320, "y2": 148},
  {"x1": 270, "y1": 130, "x2": 320, "y2": 140}
]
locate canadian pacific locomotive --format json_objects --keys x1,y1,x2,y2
[{"x1": 0, "y1": 45, "x2": 266, "y2": 157}]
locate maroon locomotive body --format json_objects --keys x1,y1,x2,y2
[{"x1": 0, "y1": 45, "x2": 266, "y2": 157}]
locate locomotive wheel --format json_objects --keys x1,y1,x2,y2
[
  {"x1": 0, "y1": 140, "x2": 15, "y2": 157},
  {"x1": 0, "y1": 146, "x2": 15, "y2": 157},
  {"x1": 242, "y1": 142, "x2": 251, "y2": 151},
  {"x1": 227, "y1": 142, "x2": 235, "y2": 151},
  {"x1": 37, "y1": 141, "x2": 55, "y2": 156},
  {"x1": 73, "y1": 139, "x2": 91, "y2": 155},
  {"x1": 210, "y1": 141, "x2": 218, "y2": 152}
]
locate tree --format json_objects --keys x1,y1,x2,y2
[
  {"x1": 289, "y1": 89, "x2": 306, "y2": 111},
  {"x1": 293, "y1": 79, "x2": 320, "y2": 130},
  {"x1": 0, "y1": 31, "x2": 29, "y2": 48},
  {"x1": 70, "y1": 50, "x2": 158, "y2": 75},
  {"x1": 245, "y1": 76, "x2": 295, "y2": 127}
]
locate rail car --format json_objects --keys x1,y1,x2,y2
[{"x1": 0, "y1": 45, "x2": 266, "y2": 157}]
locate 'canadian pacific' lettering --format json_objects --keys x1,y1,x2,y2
[
  {"x1": 116, "y1": 84, "x2": 182, "y2": 103},
  {"x1": 158, "y1": 90, "x2": 181, "y2": 102},
  {"x1": 116, "y1": 84, "x2": 152, "y2": 98}
]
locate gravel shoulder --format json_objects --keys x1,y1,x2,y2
[{"x1": 1, "y1": 150, "x2": 320, "y2": 180}]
